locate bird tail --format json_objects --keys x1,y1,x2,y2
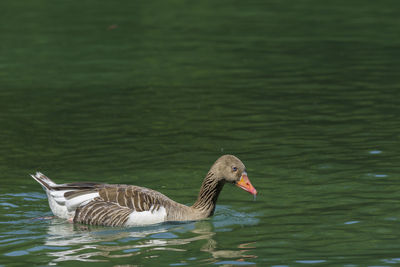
[{"x1": 30, "y1": 172, "x2": 57, "y2": 191}]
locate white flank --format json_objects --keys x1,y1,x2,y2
[
  {"x1": 50, "y1": 190, "x2": 72, "y2": 205},
  {"x1": 45, "y1": 190, "x2": 99, "y2": 219},
  {"x1": 125, "y1": 206, "x2": 167, "y2": 226},
  {"x1": 45, "y1": 192, "x2": 99, "y2": 219},
  {"x1": 46, "y1": 191, "x2": 72, "y2": 219}
]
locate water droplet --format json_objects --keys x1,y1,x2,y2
[
  {"x1": 369, "y1": 150, "x2": 382, "y2": 154},
  {"x1": 344, "y1": 220, "x2": 360, "y2": 225}
]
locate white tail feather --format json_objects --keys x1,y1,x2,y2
[
  {"x1": 30, "y1": 172, "x2": 98, "y2": 219},
  {"x1": 30, "y1": 172, "x2": 57, "y2": 191},
  {"x1": 65, "y1": 193, "x2": 100, "y2": 212}
]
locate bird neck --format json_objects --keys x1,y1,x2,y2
[{"x1": 191, "y1": 171, "x2": 225, "y2": 217}]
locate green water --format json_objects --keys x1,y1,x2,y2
[{"x1": 1, "y1": 0, "x2": 400, "y2": 266}]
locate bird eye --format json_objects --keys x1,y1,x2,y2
[{"x1": 232, "y1": 166, "x2": 238, "y2": 172}]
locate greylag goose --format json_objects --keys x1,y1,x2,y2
[{"x1": 31, "y1": 155, "x2": 257, "y2": 227}]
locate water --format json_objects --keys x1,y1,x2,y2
[{"x1": 1, "y1": 0, "x2": 400, "y2": 266}]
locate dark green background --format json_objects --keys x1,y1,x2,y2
[{"x1": 1, "y1": 0, "x2": 400, "y2": 266}]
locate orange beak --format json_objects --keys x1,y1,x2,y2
[{"x1": 235, "y1": 172, "x2": 257, "y2": 195}]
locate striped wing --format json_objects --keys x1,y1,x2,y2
[
  {"x1": 97, "y1": 185, "x2": 165, "y2": 212},
  {"x1": 31, "y1": 172, "x2": 170, "y2": 226},
  {"x1": 72, "y1": 185, "x2": 170, "y2": 226},
  {"x1": 73, "y1": 200, "x2": 133, "y2": 226}
]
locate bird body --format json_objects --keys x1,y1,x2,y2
[{"x1": 31, "y1": 155, "x2": 257, "y2": 227}]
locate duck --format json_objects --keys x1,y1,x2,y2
[{"x1": 31, "y1": 155, "x2": 257, "y2": 227}]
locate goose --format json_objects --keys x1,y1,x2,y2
[{"x1": 31, "y1": 155, "x2": 257, "y2": 227}]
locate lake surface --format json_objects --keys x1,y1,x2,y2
[{"x1": 1, "y1": 0, "x2": 400, "y2": 266}]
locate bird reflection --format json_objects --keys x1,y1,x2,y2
[{"x1": 45, "y1": 218, "x2": 256, "y2": 264}]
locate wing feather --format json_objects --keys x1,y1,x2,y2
[
  {"x1": 74, "y1": 201, "x2": 132, "y2": 226},
  {"x1": 96, "y1": 185, "x2": 170, "y2": 212},
  {"x1": 71, "y1": 185, "x2": 172, "y2": 226}
]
